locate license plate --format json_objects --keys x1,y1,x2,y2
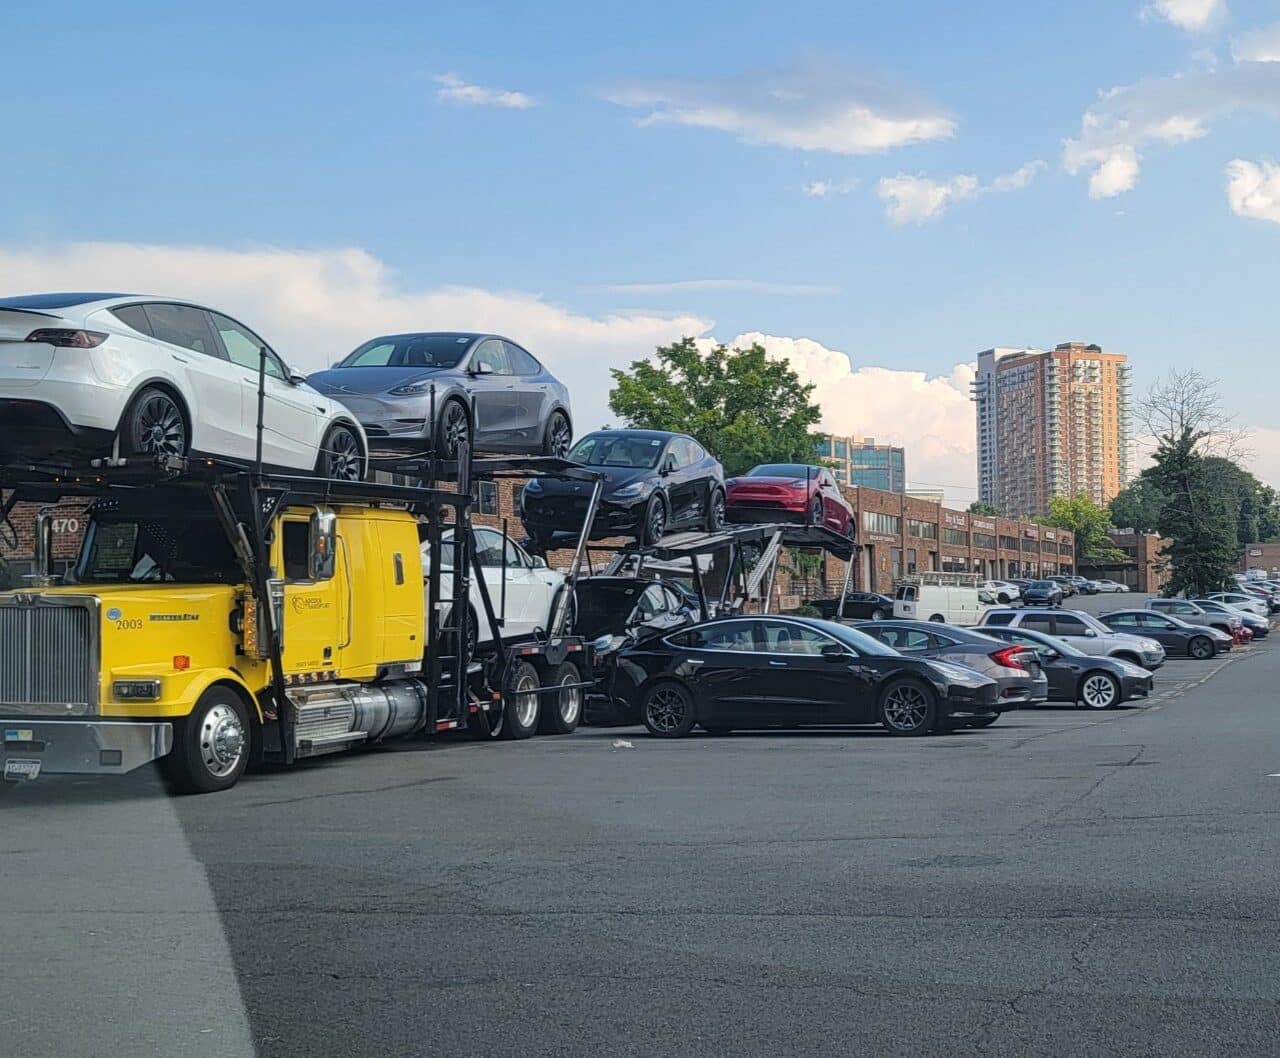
[{"x1": 4, "y1": 758, "x2": 42, "y2": 782}]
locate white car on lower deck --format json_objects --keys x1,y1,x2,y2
[
  {"x1": 0, "y1": 292, "x2": 367, "y2": 478},
  {"x1": 421, "y1": 526, "x2": 572, "y2": 648}
]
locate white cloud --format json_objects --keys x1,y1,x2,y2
[
  {"x1": 590, "y1": 279, "x2": 838, "y2": 296},
  {"x1": 1225, "y1": 158, "x2": 1280, "y2": 222},
  {"x1": 604, "y1": 60, "x2": 955, "y2": 155},
  {"x1": 434, "y1": 73, "x2": 536, "y2": 109},
  {"x1": 0, "y1": 242, "x2": 710, "y2": 433},
  {"x1": 1063, "y1": 62, "x2": 1280, "y2": 196},
  {"x1": 1142, "y1": 0, "x2": 1227, "y2": 33},
  {"x1": 1232, "y1": 21, "x2": 1280, "y2": 63},
  {"x1": 877, "y1": 160, "x2": 1044, "y2": 223},
  {"x1": 802, "y1": 177, "x2": 860, "y2": 197},
  {"x1": 697, "y1": 332, "x2": 978, "y2": 499}
]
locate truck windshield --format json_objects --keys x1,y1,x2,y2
[{"x1": 74, "y1": 517, "x2": 242, "y2": 584}]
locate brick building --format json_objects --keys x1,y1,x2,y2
[{"x1": 1077, "y1": 531, "x2": 1170, "y2": 594}]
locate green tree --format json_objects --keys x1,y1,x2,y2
[
  {"x1": 967, "y1": 501, "x2": 1000, "y2": 516},
  {"x1": 608, "y1": 337, "x2": 824, "y2": 477},
  {"x1": 1109, "y1": 474, "x2": 1166, "y2": 534},
  {"x1": 1140, "y1": 370, "x2": 1242, "y2": 596},
  {"x1": 1039, "y1": 493, "x2": 1126, "y2": 562}
]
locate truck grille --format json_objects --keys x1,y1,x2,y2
[{"x1": 0, "y1": 599, "x2": 98, "y2": 715}]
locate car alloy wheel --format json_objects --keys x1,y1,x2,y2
[
  {"x1": 322, "y1": 425, "x2": 363, "y2": 481},
  {"x1": 870, "y1": 608, "x2": 887, "y2": 620},
  {"x1": 439, "y1": 400, "x2": 470, "y2": 460},
  {"x1": 810, "y1": 497, "x2": 824, "y2": 526},
  {"x1": 1080, "y1": 672, "x2": 1119, "y2": 709},
  {"x1": 129, "y1": 388, "x2": 187, "y2": 460},
  {"x1": 1188, "y1": 636, "x2": 1215, "y2": 660},
  {"x1": 643, "y1": 495, "x2": 667, "y2": 545},
  {"x1": 706, "y1": 489, "x2": 726, "y2": 532},
  {"x1": 879, "y1": 680, "x2": 935, "y2": 735},
  {"x1": 643, "y1": 682, "x2": 695, "y2": 737},
  {"x1": 546, "y1": 413, "x2": 572, "y2": 459}
]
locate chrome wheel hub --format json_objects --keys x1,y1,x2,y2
[
  {"x1": 513, "y1": 673, "x2": 539, "y2": 729},
  {"x1": 199, "y1": 703, "x2": 246, "y2": 778}
]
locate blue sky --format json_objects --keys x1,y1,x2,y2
[{"x1": 4, "y1": 0, "x2": 1280, "y2": 495}]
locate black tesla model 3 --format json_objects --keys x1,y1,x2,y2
[
  {"x1": 520, "y1": 429, "x2": 725, "y2": 549},
  {"x1": 603, "y1": 614, "x2": 1001, "y2": 737}
]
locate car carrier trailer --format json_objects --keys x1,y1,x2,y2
[{"x1": 0, "y1": 376, "x2": 605, "y2": 792}]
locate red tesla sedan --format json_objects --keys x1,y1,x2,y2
[{"x1": 725, "y1": 463, "x2": 854, "y2": 535}]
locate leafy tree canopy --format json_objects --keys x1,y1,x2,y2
[
  {"x1": 608, "y1": 338, "x2": 824, "y2": 477},
  {"x1": 968, "y1": 501, "x2": 1001, "y2": 516},
  {"x1": 1038, "y1": 493, "x2": 1125, "y2": 562}
]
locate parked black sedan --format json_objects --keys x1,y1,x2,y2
[
  {"x1": 608, "y1": 615, "x2": 1003, "y2": 737},
  {"x1": 1099, "y1": 609, "x2": 1233, "y2": 659},
  {"x1": 521, "y1": 429, "x2": 725, "y2": 549},
  {"x1": 979, "y1": 626, "x2": 1154, "y2": 709},
  {"x1": 1022, "y1": 580, "x2": 1064, "y2": 606},
  {"x1": 812, "y1": 591, "x2": 896, "y2": 620}
]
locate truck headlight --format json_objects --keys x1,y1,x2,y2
[{"x1": 113, "y1": 679, "x2": 161, "y2": 701}]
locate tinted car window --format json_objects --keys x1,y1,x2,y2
[
  {"x1": 472, "y1": 528, "x2": 506, "y2": 567},
  {"x1": 685, "y1": 622, "x2": 755, "y2": 651},
  {"x1": 341, "y1": 334, "x2": 472, "y2": 368},
  {"x1": 1053, "y1": 614, "x2": 1087, "y2": 633},
  {"x1": 761, "y1": 621, "x2": 833, "y2": 655},
  {"x1": 110, "y1": 304, "x2": 152, "y2": 335},
  {"x1": 208, "y1": 311, "x2": 284, "y2": 379},
  {"x1": 472, "y1": 339, "x2": 511, "y2": 375},
  {"x1": 143, "y1": 303, "x2": 221, "y2": 358},
  {"x1": 983, "y1": 612, "x2": 1014, "y2": 626},
  {"x1": 569, "y1": 433, "x2": 665, "y2": 469},
  {"x1": 872, "y1": 627, "x2": 934, "y2": 652},
  {"x1": 504, "y1": 342, "x2": 540, "y2": 374},
  {"x1": 1020, "y1": 614, "x2": 1056, "y2": 634},
  {"x1": 688, "y1": 440, "x2": 706, "y2": 463},
  {"x1": 668, "y1": 438, "x2": 694, "y2": 468},
  {"x1": 1106, "y1": 613, "x2": 1141, "y2": 628},
  {"x1": 1140, "y1": 613, "x2": 1176, "y2": 629},
  {"x1": 748, "y1": 464, "x2": 814, "y2": 477}
]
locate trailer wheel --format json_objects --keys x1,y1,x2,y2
[
  {"x1": 538, "y1": 660, "x2": 583, "y2": 735},
  {"x1": 163, "y1": 687, "x2": 250, "y2": 794},
  {"x1": 498, "y1": 660, "x2": 540, "y2": 740}
]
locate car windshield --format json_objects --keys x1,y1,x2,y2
[
  {"x1": 73, "y1": 517, "x2": 242, "y2": 584},
  {"x1": 569, "y1": 434, "x2": 665, "y2": 469},
  {"x1": 338, "y1": 334, "x2": 473, "y2": 369},
  {"x1": 1031, "y1": 581, "x2": 1054, "y2": 588},
  {"x1": 747, "y1": 464, "x2": 814, "y2": 478}
]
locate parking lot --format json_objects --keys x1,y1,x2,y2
[{"x1": 5, "y1": 625, "x2": 1278, "y2": 1058}]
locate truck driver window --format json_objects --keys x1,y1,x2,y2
[{"x1": 282, "y1": 521, "x2": 311, "y2": 581}]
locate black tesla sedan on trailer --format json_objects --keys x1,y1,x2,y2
[
  {"x1": 520, "y1": 429, "x2": 725, "y2": 550},
  {"x1": 608, "y1": 615, "x2": 1002, "y2": 737}
]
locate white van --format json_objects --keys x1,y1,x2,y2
[{"x1": 893, "y1": 573, "x2": 991, "y2": 625}]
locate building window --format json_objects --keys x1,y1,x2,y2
[
  {"x1": 474, "y1": 480, "x2": 499, "y2": 516},
  {"x1": 907, "y1": 518, "x2": 937, "y2": 540},
  {"x1": 890, "y1": 548, "x2": 903, "y2": 580},
  {"x1": 861, "y1": 510, "x2": 901, "y2": 535},
  {"x1": 942, "y1": 528, "x2": 969, "y2": 547},
  {"x1": 835, "y1": 440, "x2": 847, "y2": 458},
  {"x1": 999, "y1": 535, "x2": 1019, "y2": 551},
  {"x1": 973, "y1": 532, "x2": 996, "y2": 550},
  {"x1": 906, "y1": 548, "x2": 917, "y2": 574}
]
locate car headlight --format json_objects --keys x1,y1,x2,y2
[
  {"x1": 523, "y1": 478, "x2": 543, "y2": 493},
  {"x1": 1140, "y1": 639, "x2": 1162, "y2": 653},
  {"x1": 1118, "y1": 662, "x2": 1150, "y2": 678},
  {"x1": 611, "y1": 481, "x2": 647, "y2": 499},
  {"x1": 928, "y1": 661, "x2": 984, "y2": 685},
  {"x1": 389, "y1": 380, "x2": 433, "y2": 396},
  {"x1": 591, "y1": 634, "x2": 626, "y2": 655}
]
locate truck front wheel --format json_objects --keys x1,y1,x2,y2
[{"x1": 163, "y1": 688, "x2": 250, "y2": 794}]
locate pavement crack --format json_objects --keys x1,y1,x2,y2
[{"x1": 245, "y1": 774, "x2": 457, "y2": 808}]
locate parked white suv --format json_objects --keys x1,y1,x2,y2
[
  {"x1": 0, "y1": 292, "x2": 367, "y2": 477},
  {"x1": 421, "y1": 527, "x2": 570, "y2": 649},
  {"x1": 977, "y1": 608, "x2": 1166, "y2": 669}
]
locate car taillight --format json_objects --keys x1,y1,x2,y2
[
  {"x1": 990, "y1": 645, "x2": 1027, "y2": 670},
  {"x1": 25, "y1": 328, "x2": 108, "y2": 348}
]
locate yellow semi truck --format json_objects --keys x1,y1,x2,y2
[{"x1": 1, "y1": 460, "x2": 593, "y2": 792}]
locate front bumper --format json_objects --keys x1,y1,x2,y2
[
  {"x1": 940, "y1": 681, "x2": 1003, "y2": 718},
  {"x1": 523, "y1": 492, "x2": 643, "y2": 538},
  {"x1": 2, "y1": 719, "x2": 173, "y2": 779},
  {"x1": 1119, "y1": 673, "x2": 1154, "y2": 700},
  {"x1": 1141, "y1": 651, "x2": 1165, "y2": 669}
]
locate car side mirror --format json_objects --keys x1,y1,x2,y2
[
  {"x1": 1038, "y1": 648, "x2": 1059, "y2": 660},
  {"x1": 288, "y1": 369, "x2": 307, "y2": 386},
  {"x1": 1084, "y1": 628, "x2": 1098, "y2": 637},
  {"x1": 531, "y1": 555, "x2": 547, "y2": 569},
  {"x1": 660, "y1": 456, "x2": 676, "y2": 475},
  {"x1": 821, "y1": 643, "x2": 849, "y2": 663}
]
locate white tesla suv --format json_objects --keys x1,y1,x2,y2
[
  {"x1": 0, "y1": 292, "x2": 367, "y2": 478},
  {"x1": 421, "y1": 527, "x2": 571, "y2": 650}
]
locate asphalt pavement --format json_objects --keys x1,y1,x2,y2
[{"x1": 4, "y1": 637, "x2": 1280, "y2": 1057}]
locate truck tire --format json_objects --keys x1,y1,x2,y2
[
  {"x1": 498, "y1": 660, "x2": 540, "y2": 740},
  {"x1": 163, "y1": 687, "x2": 250, "y2": 794},
  {"x1": 538, "y1": 660, "x2": 583, "y2": 735}
]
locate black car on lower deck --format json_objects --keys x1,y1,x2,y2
[
  {"x1": 608, "y1": 615, "x2": 1002, "y2": 737},
  {"x1": 812, "y1": 591, "x2": 896, "y2": 621},
  {"x1": 520, "y1": 429, "x2": 725, "y2": 550},
  {"x1": 978, "y1": 626, "x2": 1154, "y2": 709}
]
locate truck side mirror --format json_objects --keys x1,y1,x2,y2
[{"x1": 309, "y1": 510, "x2": 337, "y2": 580}]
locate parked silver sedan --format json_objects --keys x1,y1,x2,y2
[{"x1": 854, "y1": 620, "x2": 1049, "y2": 723}]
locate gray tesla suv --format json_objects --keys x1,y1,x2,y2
[{"x1": 308, "y1": 332, "x2": 572, "y2": 459}]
